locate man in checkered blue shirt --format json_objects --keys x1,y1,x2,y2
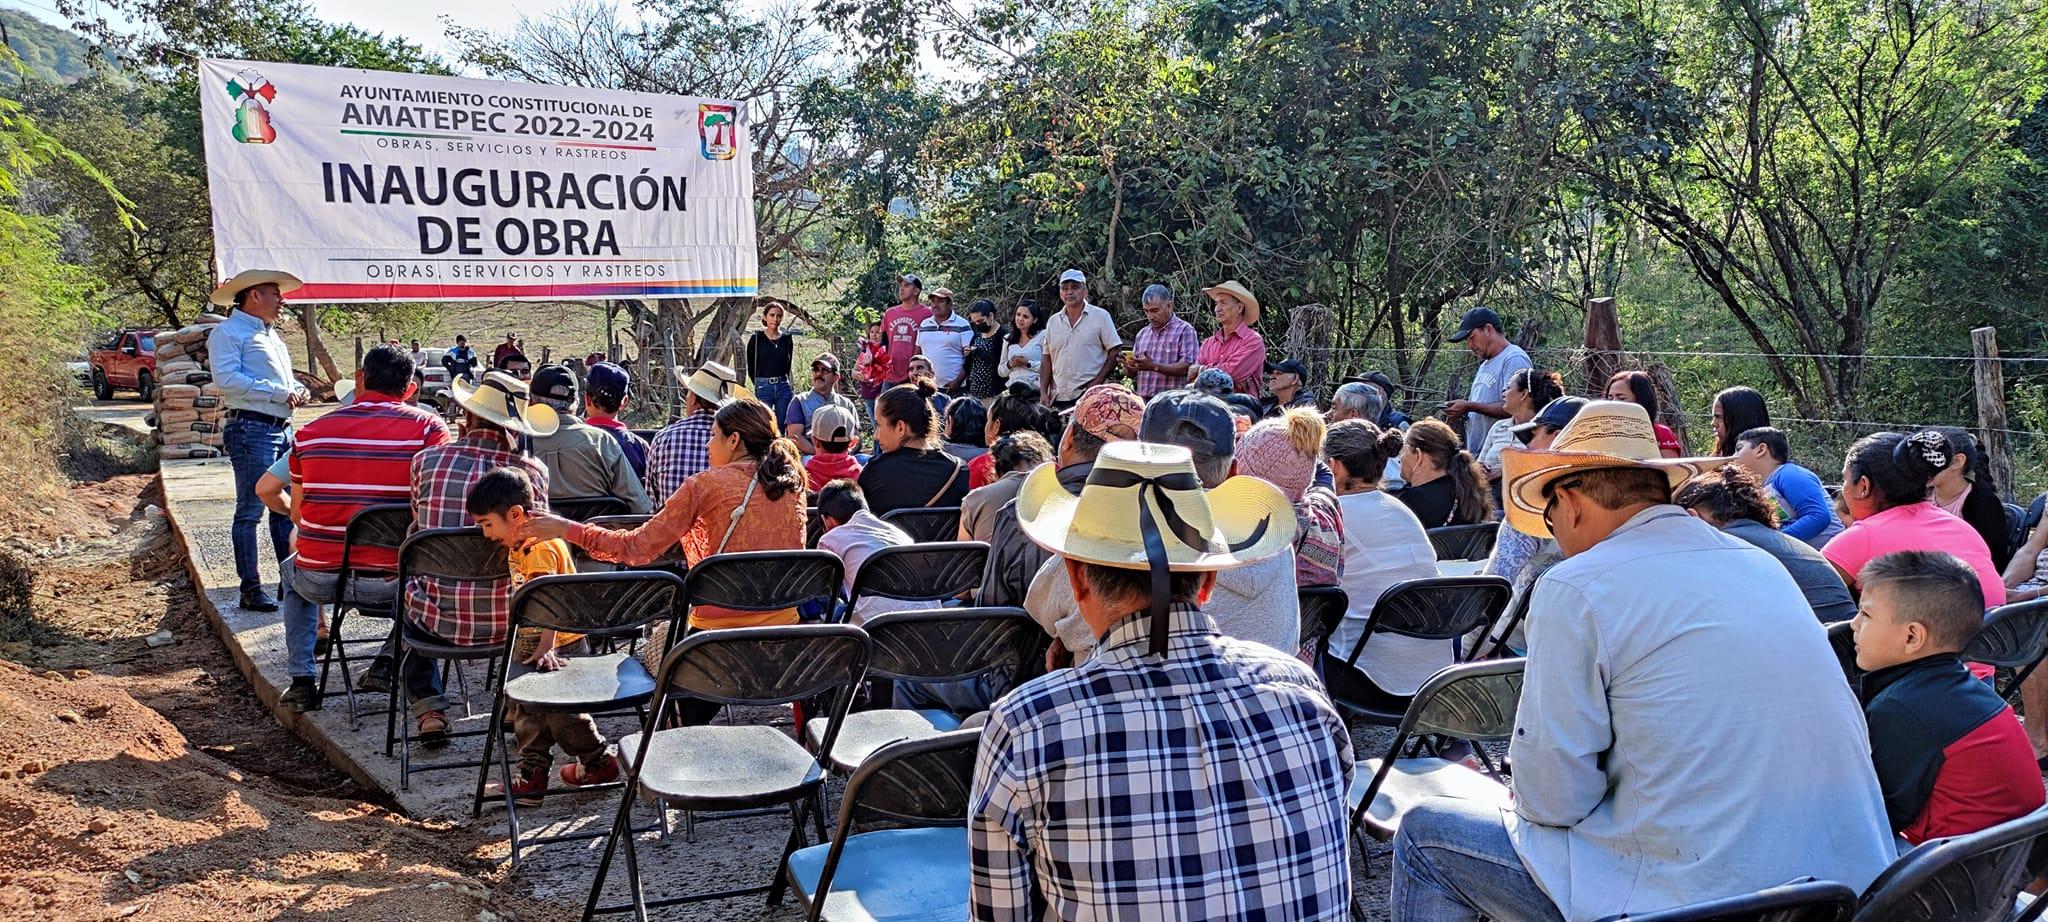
[
  {"x1": 646, "y1": 361, "x2": 748, "y2": 503},
  {"x1": 971, "y1": 439, "x2": 1354, "y2": 919}
]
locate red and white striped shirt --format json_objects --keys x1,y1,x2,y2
[{"x1": 288, "y1": 395, "x2": 451, "y2": 572}]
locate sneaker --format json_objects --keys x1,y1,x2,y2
[
  {"x1": 279, "y1": 677, "x2": 323, "y2": 713},
  {"x1": 416, "y1": 710, "x2": 451, "y2": 745},
  {"x1": 508, "y1": 767, "x2": 548, "y2": 807},
  {"x1": 560, "y1": 753, "x2": 620, "y2": 788},
  {"x1": 239, "y1": 590, "x2": 280, "y2": 613},
  {"x1": 355, "y1": 660, "x2": 393, "y2": 694}
]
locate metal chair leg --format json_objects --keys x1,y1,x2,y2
[
  {"x1": 397, "y1": 648, "x2": 415, "y2": 791},
  {"x1": 583, "y1": 738, "x2": 647, "y2": 921},
  {"x1": 473, "y1": 690, "x2": 507, "y2": 819},
  {"x1": 384, "y1": 645, "x2": 402, "y2": 757}
]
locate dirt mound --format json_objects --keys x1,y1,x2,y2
[{"x1": 0, "y1": 661, "x2": 502, "y2": 919}]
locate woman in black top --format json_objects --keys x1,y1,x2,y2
[
  {"x1": 746, "y1": 301, "x2": 797, "y2": 429},
  {"x1": 1933, "y1": 427, "x2": 2015, "y2": 570},
  {"x1": 962, "y1": 299, "x2": 1004, "y2": 399},
  {"x1": 858, "y1": 378, "x2": 971, "y2": 515},
  {"x1": 1393, "y1": 418, "x2": 1494, "y2": 527}
]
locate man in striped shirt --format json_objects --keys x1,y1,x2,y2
[{"x1": 277, "y1": 344, "x2": 450, "y2": 712}]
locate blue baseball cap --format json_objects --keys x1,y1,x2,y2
[
  {"x1": 586, "y1": 362, "x2": 630, "y2": 400},
  {"x1": 1141, "y1": 390, "x2": 1236, "y2": 467}
]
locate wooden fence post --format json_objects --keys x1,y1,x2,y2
[
  {"x1": 1972, "y1": 326, "x2": 2016, "y2": 501},
  {"x1": 1582, "y1": 296, "x2": 1620, "y2": 396},
  {"x1": 353, "y1": 336, "x2": 363, "y2": 372}
]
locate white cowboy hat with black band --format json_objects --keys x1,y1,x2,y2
[
  {"x1": 209, "y1": 269, "x2": 304, "y2": 307},
  {"x1": 450, "y1": 370, "x2": 559, "y2": 437},
  {"x1": 677, "y1": 361, "x2": 753, "y2": 408},
  {"x1": 1016, "y1": 441, "x2": 1297, "y2": 656},
  {"x1": 1501, "y1": 400, "x2": 1728, "y2": 539}
]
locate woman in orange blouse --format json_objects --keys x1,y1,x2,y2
[{"x1": 521, "y1": 397, "x2": 806, "y2": 628}]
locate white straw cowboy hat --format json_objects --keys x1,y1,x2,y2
[
  {"x1": 209, "y1": 269, "x2": 303, "y2": 307},
  {"x1": 449, "y1": 370, "x2": 560, "y2": 437},
  {"x1": 1501, "y1": 400, "x2": 1728, "y2": 539},
  {"x1": 677, "y1": 361, "x2": 753, "y2": 408},
  {"x1": 1016, "y1": 441, "x2": 1296, "y2": 655},
  {"x1": 1201, "y1": 280, "x2": 1261, "y2": 326}
]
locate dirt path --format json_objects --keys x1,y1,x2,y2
[{"x1": 0, "y1": 473, "x2": 534, "y2": 920}]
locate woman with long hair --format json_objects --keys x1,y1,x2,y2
[
  {"x1": 1478, "y1": 368, "x2": 1565, "y2": 482},
  {"x1": 1930, "y1": 427, "x2": 2014, "y2": 570},
  {"x1": 1606, "y1": 370, "x2": 1683, "y2": 457},
  {"x1": 1394, "y1": 417, "x2": 1494, "y2": 527},
  {"x1": 522, "y1": 397, "x2": 805, "y2": 629},
  {"x1": 998, "y1": 300, "x2": 1043, "y2": 391},
  {"x1": 1825, "y1": 430, "x2": 2004, "y2": 609},
  {"x1": 858, "y1": 378, "x2": 971, "y2": 515},
  {"x1": 1323, "y1": 419, "x2": 1442, "y2": 692},
  {"x1": 746, "y1": 301, "x2": 797, "y2": 429},
  {"x1": 1710, "y1": 386, "x2": 1771, "y2": 457}
]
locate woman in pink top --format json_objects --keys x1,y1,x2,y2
[{"x1": 1826, "y1": 430, "x2": 2003, "y2": 609}]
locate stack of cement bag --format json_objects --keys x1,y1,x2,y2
[{"x1": 149, "y1": 314, "x2": 229, "y2": 460}]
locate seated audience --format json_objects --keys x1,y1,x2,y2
[
  {"x1": 813, "y1": 479, "x2": 917, "y2": 624},
  {"x1": 970, "y1": 382, "x2": 1058, "y2": 489},
  {"x1": 1710, "y1": 385, "x2": 1771, "y2": 456},
  {"x1": 973, "y1": 440, "x2": 1351, "y2": 918},
  {"x1": 1932, "y1": 427, "x2": 2014, "y2": 571},
  {"x1": 580, "y1": 362, "x2": 650, "y2": 483},
  {"x1": 977, "y1": 384, "x2": 1141, "y2": 607},
  {"x1": 1024, "y1": 390, "x2": 1299, "y2": 663},
  {"x1": 802, "y1": 404, "x2": 864, "y2": 492},
  {"x1": 1394, "y1": 417, "x2": 1494, "y2": 527},
  {"x1": 647, "y1": 362, "x2": 747, "y2": 501},
  {"x1": 1673, "y1": 465, "x2": 1856, "y2": 622},
  {"x1": 783, "y1": 354, "x2": 859, "y2": 455},
  {"x1": 1479, "y1": 368, "x2": 1564, "y2": 493},
  {"x1": 858, "y1": 379, "x2": 971, "y2": 515},
  {"x1": 1853, "y1": 550, "x2": 2046, "y2": 847},
  {"x1": 468, "y1": 467, "x2": 618, "y2": 805},
  {"x1": 960, "y1": 432, "x2": 1052, "y2": 543},
  {"x1": 942, "y1": 395, "x2": 988, "y2": 463},
  {"x1": 1482, "y1": 396, "x2": 1587, "y2": 653},
  {"x1": 1825, "y1": 430, "x2": 2005, "y2": 609},
  {"x1": 1395, "y1": 400, "x2": 1894, "y2": 920},
  {"x1": 1604, "y1": 370, "x2": 1683, "y2": 457},
  {"x1": 1260, "y1": 357, "x2": 1319, "y2": 417},
  {"x1": 905, "y1": 356, "x2": 951, "y2": 417},
  {"x1": 1324, "y1": 419, "x2": 1440, "y2": 690},
  {"x1": 1238, "y1": 408, "x2": 1344, "y2": 587},
  {"x1": 1732, "y1": 426, "x2": 1843, "y2": 547},
  {"x1": 527, "y1": 364, "x2": 652, "y2": 514}
]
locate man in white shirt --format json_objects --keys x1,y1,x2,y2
[
  {"x1": 813, "y1": 479, "x2": 918, "y2": 624},
  {"x1": 1444, "y1": 307, "x2": 1531, "y2": 451},
  {"x1": 914, "y1": 287, "x2": 975, "y2": 393},
  {"x1": 1392, "y1": 401, "x2": 1895, "y2": 921},
  {"x1": 1039, "y1": 268, "x2": 1123, "y2": 410}
]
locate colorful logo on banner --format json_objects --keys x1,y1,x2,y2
[
  {"x1": 226, "y1": 69, "x2": 278, "y2": 144},
  {"x1": 698, "y1": 103, "x2": 736, "y2": 161}
]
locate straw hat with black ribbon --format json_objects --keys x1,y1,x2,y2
[
  {"x1": 1016, "y1": 440, "x2": 1297, "y2": 656},
  {"x1": 449, "y1": 370, "x2": 559, "y2": 437},
  {"x1": 1201, "y1": 280, "x2": 1261, "y2": 326},
  {"x1": 209, "y1": 269, "x2": 303, "y2": 307},
  {"x1": 1500, "y1": 400, "x2": 1728, "y2": 539},
  {"x1": 677, "y1": 361, "x2": 753, "y2": 408}
]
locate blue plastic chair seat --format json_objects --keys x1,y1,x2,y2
[
  {"x1": 620, "y1": 724, "x2": 824, "y2": 807},
  {"x1": 787, "y1": 827, "x2": 970, "y2": 921},
  {"x1": 805, "y1": 709, "x2": 965, "y2": 773},
  {"x1": 502, "y1": 652, "x2": 655, "y2": 713}
]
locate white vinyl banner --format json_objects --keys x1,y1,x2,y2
[{"x1": 198, "y1": 58, "x2": 757, "y2": 303}]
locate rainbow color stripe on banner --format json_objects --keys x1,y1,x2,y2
[{"x1": 289, "y1": 278, "x2": 760, "y2": 302}]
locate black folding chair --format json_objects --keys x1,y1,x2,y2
[
  {"x1": 1962, "y1": 598, "x2": 2048, "y2": 702},
  {"x1": 475, "y1": 571, "x2": 685, "y2": 870},
  {"x1": 1348, "y1": 658, "x2": 1521, "y2": 844},
  {"x1": 583, "y1": 625, "x2": 872, "y2": 919},
  {"x1": 1825, "y1": 620, "x2": 1863, "y2": 687},
  {"x1": 880, "y1": 506, "x2": 963, "y2": 543},
  {"x1": 383, "y1": 527, "x2": 510, "y2": 792},
  {"x1": 1599, "y1": 880, "x2": 1857, "y2": 922},
  {"x1": 581, "y1": 514, "x2": 687, "y2": 578},
  {"x1": 804, "y1": 607, "x2": 1041, "y2": 774},
  {"x1": 842, "y1": 542, "x2": 988, "y2": 623},
  {"x1": 681, "y1": 549, "x2": 845, "y2": 631},
  {"x1": 1465, "y1": 584, "x2": 1533, "y2": 661},
  {"x1": 1852, "y1": 805, "x2": 2048, "y2": 922},
  {"x1": 2007, "y1": 503, "x2": 2027, "y2": 557},
  {"x1": 1326, "y1": 576, "x2": 1512, "y2": 725},
  {"x1": 1297, "y1": 586, "x2": 1348, "y2": 664},
  {"x1": 806, "y1": 505, "x2": 827, "y2": 549},
  {"x1": 553, "y1": 496, "x2": 632, "y2": 523},
  {"x1": 315, "y1": 502, "x2": 413, "y2": 728},
  {"x1": 1426, "y1": 522, "x2": 1498, "y2": 561},
  {"x1": 785, "y1": 729, "x2": 980, "y2": 922},
  {"x1": 2020, "y1": 492, "x2": 2048, "y2": 554}
]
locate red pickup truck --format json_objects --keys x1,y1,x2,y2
[{"x1": 89, "y1": 329, "x2": 168, "y2": 401}]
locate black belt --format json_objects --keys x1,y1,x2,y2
[{"x1": 227, "y1": 409, "x2": 290, "y2": 427}]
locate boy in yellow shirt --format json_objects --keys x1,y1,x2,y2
[{"x1": 469, "y1": 468, "x2": 617, "y2": 805}]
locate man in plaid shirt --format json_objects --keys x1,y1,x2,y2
[
  {"x1": 648, "y1": 361, "x2": 751, "y2": 502},
  {"x1": 1123, "y1": 284, "x2": 1199, "y2": 400},
  {"x1": 971, "y1": 441, "x2": 1353, "y2": 919}
]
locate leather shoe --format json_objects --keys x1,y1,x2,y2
[
  {"x1": 280, "y1": 677, "x2": 323, "y2": 713},
  {"x1": 240, "y1": 590, "x2": 280, "y2": 612}
]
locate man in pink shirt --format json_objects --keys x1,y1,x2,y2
[
  {"x1": 882, "y1": 274, "x2": 933, "y2": 388},
  {"x1": 1193, "y1": 280, "x2": 1267, "y2": 395}
]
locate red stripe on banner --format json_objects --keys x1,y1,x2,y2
[{"x1": 557, "y1": 141, "x2": 660, "y2": 151}]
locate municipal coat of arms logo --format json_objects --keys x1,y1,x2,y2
[
  {"x1": 226, "y1": 69, "x2": 278, "y2": 144},
  {"x1": 698, "y1": 103, "x2": 736, "y2": 161}
]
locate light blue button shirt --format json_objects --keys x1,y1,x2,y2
[{"x1": 206, "y1": 309, "x2": 297, "y2": 420}]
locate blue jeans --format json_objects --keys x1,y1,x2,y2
[
  {"x1": 754, "y1": 377, "x2": 793, "y2": 430},
  {"x1": 1392, "y1": 795, "x2": 1563, "y2": 922},
  {"x1": 224, "y1": 417, "x2": 293, "y2": 595},
  {"x1": 279, "y1": 558, "x2": 320, "y2": 679}
]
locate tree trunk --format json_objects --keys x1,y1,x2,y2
[{"x1": 302, "y1": 306, "x2": 342, "y2": 383}]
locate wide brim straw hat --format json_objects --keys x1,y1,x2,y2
[
  {"x1": 209, "y1": 269, "x2": 304, "y2": 307},
  {"x1": 449, "y1": 370, "x2": 560, "y2": 437},
  {"x1": 678, "y1": 361, "x2": 754, "y2": 408},
  {"x1": 1201, "y1": 280, "x2": 1261, "y2": 326},
  {"x1": 1501, "y1": 399, "x2": 1728, "y2": 539}
]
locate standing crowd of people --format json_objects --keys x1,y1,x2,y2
[{"x1": 204, "y1": 263, "x2": 2048, "y2": 919}]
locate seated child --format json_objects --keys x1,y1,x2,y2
[
  {"x1": 804, "y1": 403, "x2": 864, "y2": 491},
  {"x1": 469, "y1": 467, "x2": 618, "y2": 806},
  {"x1": 1853, "y1": 549, "x2": 2045, "y2": 847}
]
